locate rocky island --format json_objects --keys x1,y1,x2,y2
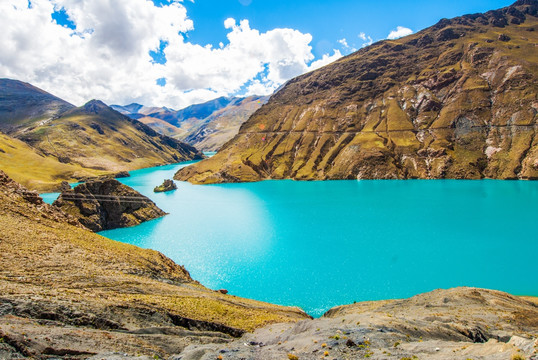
[{"x1": 154, "y1": 179, "x2": 178, "y2": 193}]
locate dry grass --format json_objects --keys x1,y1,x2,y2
[
  {"x1": 0, "y1": 132, "x2": 105, "y2": 191},
  {"x1": 176, "y1": 13, "x2": 538, "y2": 184}
]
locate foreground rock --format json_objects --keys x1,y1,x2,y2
[
  {"x1": 53, "y1": 179, "x2": 168, "y2": 232},
  {"x1": 176, "y1": 0, "x2": 538, "y2": 184},
  {"x1": 0, "y1": 171, "x2": 310, "y2": 359},
  {"x1": 179, "y1": 287, "x2": 538, "y2": 360},
  {"x1": 154, "y1": 179, "x2": 178, "y2": 193}
]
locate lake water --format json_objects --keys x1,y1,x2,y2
[
  {"x1": 44, "y1": 161, "x2": 538, "y2": 316},
  {"x1": 90, "y1": 164, "x2": 538, "y2": 316}
]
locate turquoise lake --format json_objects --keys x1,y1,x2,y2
[{"x1": 45, "y1": 161, "x2": 538, "y2": 317}]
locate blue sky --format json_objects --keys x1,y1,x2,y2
[
  {"x1": 2, "y1": 0, "x2": 515, "y2": 108},
  {"x1": 177, "y1": 0, "x2": 513, "y2": 57}
]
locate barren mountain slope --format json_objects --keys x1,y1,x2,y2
[{"x1": 176, "y1": 0, "x2": 538, "y2": 184}]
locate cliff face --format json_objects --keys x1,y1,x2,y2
[
  {"x1": 176, "y1": 1, "x2": 538, "y2": 184},
  {"x1": 53, "y1": 179, "x2": 167, "y2": 232}
]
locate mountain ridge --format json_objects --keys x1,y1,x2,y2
[
  {"x1": 113, "y1": 95, "x2": 269, "y2": 151},
  {"x1": 0, "y1": 79, "x2": 204, "y2": 191},
  {"x1": 0, "y1": 78, "x2": 74, "y2": 132},
  {"x1": 175, "y1": 0, "x2": 538, "y2": 184}
]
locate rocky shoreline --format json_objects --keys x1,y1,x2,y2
[{"x1": 0, "y1": 171, "x2": 309, "y2": 359}]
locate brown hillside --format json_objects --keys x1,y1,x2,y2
[{"x1": 176, "y1": 0, "x2": 538, "y2": 184}]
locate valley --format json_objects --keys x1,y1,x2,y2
[{"x1": 0, "y1": 1, "x2": 537, "y2": 359}]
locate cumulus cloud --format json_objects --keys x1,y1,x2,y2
[
  {"x1": 0, "y1": 0, "x2": 342, "y2": 109},
  {"x1": 387, "y1": 26, "x2": 413, "y2": 40}
]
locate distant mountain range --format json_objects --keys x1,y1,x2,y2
[
  {"x1": 176, "y1": 0, "x2": 538, "y2": 184},
  {"x1": 112, "y1": 95, "x2": 269, "y2": 151},
  {"x1": 0, "y1": 79, "x2": 203, "y2": 191}
]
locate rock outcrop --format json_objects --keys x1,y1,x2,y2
[
  {"x1": 154, "y1": 179, "x2": 177, "y2": 193},
  {"x1": 53, "y1": 179, "x2": 167, "y2": 232},
  {"x1": 176, "y1": 0, "x2": 538, "y2": 184},
  {"x1": 178, "y1": 287, "x2": 538, "y2": 360},
  {"x1": 0, "y1": 170, "x2": 82, "y2": 227}
]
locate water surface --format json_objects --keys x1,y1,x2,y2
[{"x1": 96, "y1": 162, "x2": 538, "y2": 316}]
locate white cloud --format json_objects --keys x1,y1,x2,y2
[
  {"x1": 224, "y1": 17, "x2": 236, "y2": 29},
  {"x1": 0, "y1": 0, "x2": 342, "y2": 109},
  {"x1": 307, "y1": 50, "x2": 342, "y2": 72},
  {"x1": 387, "y1": 26, "x2": 413, "y2": 40},
  {"x1": 358, "y1": 32, "x2": 373, "y2": 47},
  {"x1": 338, "y1": 38, "x2": 349, "y2": 48}
]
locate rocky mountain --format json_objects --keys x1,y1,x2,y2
[
  {"x1": 0, "y1": 78, "x2": 74, "y2": 132},
  {"x1": 0, "y1": 170, "x2": 309, "y2": 358},
  {"x1": 0, "y1": 79, "x2": 204, "y2": 191},
  {"x1": 183, "y1": 96, "x2": 270, "y2": 151},
  {"x1": 54, "y1": 179, "x2": 167, "y2": 232},
  {"x1": 112, "y1": 95, "x2": 269, "y2": 151},
  {"x1": 176, "y1": 0, "x2": 538, "y2": 184}
]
